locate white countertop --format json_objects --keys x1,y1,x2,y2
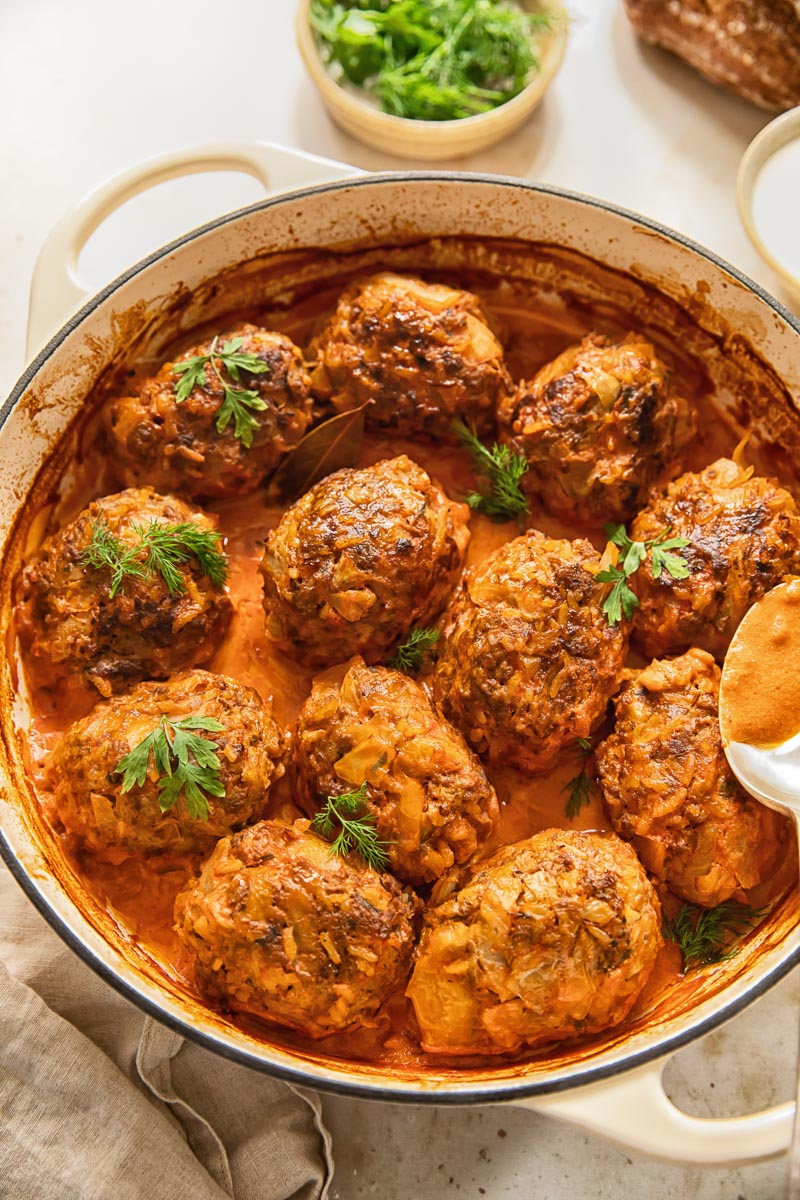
[{"x1": 1, "y1": 0, "x2": 797, "y2": 1195}]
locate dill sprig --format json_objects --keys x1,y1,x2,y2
[
  {"x1": 453, "y1": 419, "x2": 530, "y2": 522},
  {"x1": 310, "y1": 0, "x2": 551, "y2": 122},
  {"x1": 663, "y1": 901, "x2": 765, "y2": 972},
  {"x1": 81, "y1": 518, "x2": 227, "y2": 599},
  {"x1": 388, "y1": 626, "x2": 440, "y2": 673},
  {"x1": 80, "y1": 521, "x2": 144, "y2": 599},
  {"x1": 562, "y1": 736, "x2": 597, "y2": 820},
  {"x1": 134, "y1": 520, "x2": 228, "y2": 591},
  {"x1": 115, "y1": 715, "x2": 226, "y2": 820},
  {"x1": 595, "y1": 522, "x2": 690, "y2": 626},
  {"x1": 171, "y1": 336, "x2": 270, "y2": 449},
  {"x1": 311, "y1": 782, "x2": 391, "y2": 872}
]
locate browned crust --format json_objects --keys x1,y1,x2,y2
[
  {"x1": 261, "y1": 455, "x2": 470, "y2": 668},
  {"x1": 292, "y1": 657, "x2": 499, "y2": 885},
  {"x1": 104, "y1": 325, "x2": 313, "y2": 500},
  {"x1": 498, "y1": 332, "x2": 696, "y2": 525},
  {"x1": 310, "y1": 272, "x2": 513, "y2": 440},
  {"x1": 623, "y1": 0, "x2": 800, "y2": 112},
  {"x1": 174, "y1": 819, "x2": 418, "y2": 1039},
  {"x1": 597, "y1": 648, "x2": 789, "y2": 906},
  {"x1": 18, "y1": 487, "x2": 232, "y2": 696},
  {"x1": 433, "y1": 530, "x2": 629, "y2": 772},
  {"x1": 631, "y1": 458, "x2": 800, "y2": 659}
]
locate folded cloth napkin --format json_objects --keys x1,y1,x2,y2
[{"x1": 0, "y1": 859, "x2": 332, "y2": 1200}]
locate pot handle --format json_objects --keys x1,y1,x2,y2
[
  {"x1": 26, "y1": 142, "x2": 362, "y2": 359},
  {"x1": 511, "y1": 1056, "x2": 793, "y2": 1165}
]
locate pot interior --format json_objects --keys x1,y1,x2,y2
[{"x1": 1, "y1": 176, "x2": 800, "y2": 1099}]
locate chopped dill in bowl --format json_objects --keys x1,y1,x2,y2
[{"x1": 309, "y1": 0, "x2": 553, "y2": 122}]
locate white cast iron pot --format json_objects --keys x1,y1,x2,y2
[{"x1": 2, "y1": 143, "x2": 800, "y2": 1168}]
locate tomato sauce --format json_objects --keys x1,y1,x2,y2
[{"x1": 14, "y1": 278, "x2": 792, "y2": 1074}]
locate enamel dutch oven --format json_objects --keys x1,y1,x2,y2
[{"x1": 2, "y1": 143, "x2": 800, "y2": 1166}]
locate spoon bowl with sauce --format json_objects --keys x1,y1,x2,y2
[
  {"x1": 719, "y1": 576, "x2": 800, "y2": 1198},
  {"x1": 720, "y1": 577, "x2": 800, "y2": 824}
]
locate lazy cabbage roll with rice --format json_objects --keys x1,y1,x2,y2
[
  {"x1": 596, "y1": 649, "x2": 789, "y2": 908},
  {"x1": 310, "y1": 272, "x2": 512, "y2": 440},
  {"x1": 497, "y1": 332, "x2": 696, "y2": 526},
  {"x1": 18, "y1": 487, "x2": 231, "y2": 697},
  {"x1": 292, "y1": 656, "x2": 499, "y2": 885},
  {"x1": 261, "y1": 454, "x2": 470, "y2": 667},
  {"x1": 104, "y1": 325, "x2": 313, "y2": 501},
  {"x1": 408, "y1": 829, "x2": 663, "y2": 1056},
  {"x1": 50, "y1": 669, "x2": 284, "y2": 857}
]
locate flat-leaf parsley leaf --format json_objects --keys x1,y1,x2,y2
[
  {"x1": 595, "y1": 522, "x2": 690, "y2": 626},
  {"x1": 171, "y1": 336, "x2": 270, "y2": 448},
  {"x1": 115, "y1": 715, "x2": 226, "y2": 820}
]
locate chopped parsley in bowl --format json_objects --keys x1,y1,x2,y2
[
  {"x1": 296, "y1": 0, "x2": 567, "y2": 159},
  {"x1": 309, "y1": 0, "x2": 553, "y2": 121}
]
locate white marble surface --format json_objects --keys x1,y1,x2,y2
[{"x1": 1, "y1": 0, "x2": 798, "y2": 1195}]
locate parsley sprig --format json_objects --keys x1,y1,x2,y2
[
  {"x1": 388, "y1": 626, "x2": 440, "y2": 674},
  {"x1": 311, "y1": 782, "x2": 391, "y2": 872},
  {"x1": 562, "y1": 736, "x2": 597, "y2": 820},
  {"x1": 81, "y1": 518, "x2": 227, "y2": 599},
  {"x1": 454, "y1": 420, "x2": 530, "y2": 522},
  {"x1": 115, "y1": 715, "x2": 226, "y2": 820},
  {"x1": 171, "y1": 336, "x2": 270, "y2": 449},
  {"x1": 663, "y1": 901, "x2": 765, "y2": 972},
  {"x1": 594, "y1": 523, "x2": 690, "y2": 625}
]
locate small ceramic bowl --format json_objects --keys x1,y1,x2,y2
[
  {"x1": 296, "y1": 0, "x2": 567, "y2": 161},
  {"x1": 738, "y1": 106, "x2": 800, "y2": 309}
]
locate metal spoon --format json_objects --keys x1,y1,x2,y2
[{"x1": 719, "y1": 582, "x2": 800, "y2": 1198}]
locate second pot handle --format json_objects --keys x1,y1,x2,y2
[
  {"x1": 512, "y1": 1056, "x2": 792, "y2": 1165},
  {"x1": 26, "y1": 142, "x2": 362, "y2": 359}
]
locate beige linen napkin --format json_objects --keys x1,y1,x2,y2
[{"x1": 0, "y1": 860, "x2": 332, "y2": 1200}]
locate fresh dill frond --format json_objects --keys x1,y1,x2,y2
[
  {"x1": 562, "y1": 735, "x2": 597, "y2": 820},
  {"x1": 310, "y1": 782, "x2": 391, "y2": 872},
  {"x1": 662, "y1": 901, "x2": 765, "y2": 972},
  {"x1": 80, "y1": 520, "x2": 147, "y2": 599},
  {"x1": 171, "y1": 335, "x2": 270, "y2": 447},
  {"x1": 115, "y1": 714, "x2": 226, "y2": 820},
  {"x1": 388, "y1": 626, "x2": 440, "y2": 674},
  {"x1": 81, "y1": 518, "x2": 227, "y2": 598},
  {"x1": 453, "y1": 419, "x2": 530, "y2": 522},
  {"x1": 595, "y1": 523, "x2": 691, "y2": 626},
  {"x1": 132, "y1": 520, "x2": 229, "y2": 592}
]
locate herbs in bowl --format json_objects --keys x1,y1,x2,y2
[
  {"x1": 310, "y1": 0, "x2": 553, "y2": 120},
  {"x1": 297, "y1": 0, "x2": 567, "y2": 159}
]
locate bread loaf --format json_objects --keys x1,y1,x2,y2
[{"x1": 623, "y1": 0, "x2": 800, "y2": 111}]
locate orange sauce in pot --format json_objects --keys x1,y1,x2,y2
[{"x1": 14, "y1": 279, "x2": 797, "y2": 1075}]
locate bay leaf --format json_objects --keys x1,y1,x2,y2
[{"x1": 271, "y1": 403, "x2": 368, "y2": 502}]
